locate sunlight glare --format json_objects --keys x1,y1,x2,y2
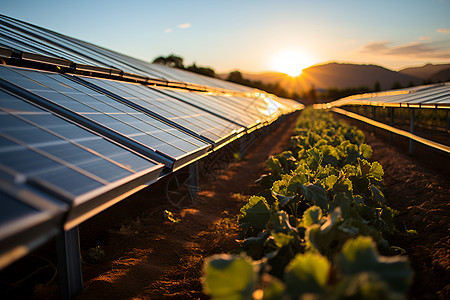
[{"x1": 271, "y1": 49, "x2": 313, "y2": 77}]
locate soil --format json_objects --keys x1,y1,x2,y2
[
  {"x1": 346, "y1": 119, "x2": 450, "y2": 300},
  {"x1": 1, "y1": 110, "x2": 449, "y2": 299}
]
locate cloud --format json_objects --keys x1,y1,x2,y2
[
  {"x1": 360, "y1": 40, "x2": 450, "y2": 59},
  {"x1": 164, "y1": 28, "x2": 172, "y2": 33},
  {"x1": 178, "y1": 23, "x2": 191, "y2": 29},
  {"x1": 419, "y1": 36, "x2": 431, "y2": 41},
  {"x1": 437, "y1": 28, "x2": 450, "y2": 34}
]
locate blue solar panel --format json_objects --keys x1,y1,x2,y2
[
  {"x1": 76, "y1": 76, "x2": 244, "y2": 144},
  {"x1": 0, "y1": 65, "x2": 211, "y2": 168},
  {"x1": 0, "y1": 87, "x2": 163, "y2": 201},
  {"x1": 156, "y1": 87, "x2": 262, "y2": 128}
]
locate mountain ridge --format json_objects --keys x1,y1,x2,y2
[{"x1": 218, "y1": 62, "x2": 449, "y2": 95}]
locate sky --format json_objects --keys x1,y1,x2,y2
[{"x1": 2, "y1": 0, "x2": 450, "y2": 75}]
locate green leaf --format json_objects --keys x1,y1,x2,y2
[
  {"x1": 261, "y1": 276, "x2": 285, "y2": 300},
  {"x1": 240, "y1": 196, "x2": 271, "y2": 229},
  {"x1": 332, "y1": 172, "x2": 353, "y2": 196},
  {"x1": 344, "y1": 143, "x2": 359, "y2": 165},
  {"x1": 272, "y1": 232, "x2": 294, "y2": 248},
  {"x1": 301, "y1": 183, "x2": 329, "y2": 210},
  {"x1": 203, "y1": 254, "x2": 256, "y2": 300},
  {"x1": 322, "y1": 175, "x2": 338, "y2": 190},
  {"x1": 302, "y1": 206, "x2": 323, "y2": 227},
  {"x1": 351, "y1": 176, "x2": 370, "y2": 195},
  {"x1": 330, "y1": 272, "x2": 398, "y2": 300},
  {"x1": 359, "y1": 143, "x2": 373, "y2": 159},
  {"x1": 369, "y1": 162, "x2": 384, "y2": 180},
  {"x1": 266, "y1": 156, "x2": 283, "y2": 174},
  {"x1": 370, "y1": 185, "x2": 385, "y2": 205},
  {"x1": 284, "y1": 252, "x2": 330, "y2": 296},
  {"x1": 358, "y1": 159, "x2": 372, "y2": 177},
  {"x1": 338, "y1": 236, "x2": 412, "y2": 293},
  {"x1": 380, "y1": 206, "x2": 396, "y2": 233},
  {"x1": 271, "y1": 211, "x2": 295, "y2": 233},
  {"x1": 306, "y1": 147, "x2": 323, "y2": 171}
]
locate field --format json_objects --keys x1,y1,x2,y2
[{"x1": 2, "y1": 110, "x2": 448, "y2": 299}]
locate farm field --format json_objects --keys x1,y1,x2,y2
[{"x1": 2, "y1": 110, "x2": 448, "y2": 299}]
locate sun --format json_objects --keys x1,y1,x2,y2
[{"x1": 271, "y1": 49, "x2": 313, "y2": 77}]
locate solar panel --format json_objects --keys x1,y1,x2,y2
[
  {"x1": 0, "y1": 85, "x2": 163, "y2": 193},
  {"x1": 75, "y1": 76, "x2": 244, "y2": 145},
  {"x1": 0, "y1": 85, "x2": 166, "y2": 227},
  {"x1": 327, "y1": 83, "x2": 450, "y2": 108},
  {"x1": 0, "y1": 182, "x2": 66, "y2": 269},
  {"x1": 0, "y1": 15, "x2": 273, "y2": 94},
  {"x1": 155, "y1": 87, "x2": 263, "y2": 129},
  {"x1": 0, "y1": 65, "x2": 211, "y2": 169}
]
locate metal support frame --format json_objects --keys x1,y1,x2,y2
[
  {"x1": 447, "y1": 110, "x2": 450, "y2": 131},
  {"x1": 330, "y1": 107, "x2": 450, "y2": 155},
  {"x1": 165, "y1": 161, "x2": 199, "y2": 208},
  {"x1": 240, "y1": 135, "x2": 247, "y2": 158},
  {"x1": 188, "y1": 161, "x2": 199, "y2": 198},
  {"x1": 56, "y1": 226, "x2": 83, "y2": 300},
  {"x1": 389, "y1": 108, "x2": 394, "y2": 144},
  {"x1": 410, "y1": 108, "x2": 415, "y2": 154}
]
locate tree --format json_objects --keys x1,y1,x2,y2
[
  {"x1": 227, "y1": 70, "x2": 245, "y2": 83},
  {"x1": 152, "y1": 54, "x2": 185, "y2": 69},
  {"x1": 374, "y1": 81, "x2": 381, "y2": 92},
  {"x1": 391, "y1": 81, "x2": 403, "y2": 90},
  {"x1": 186, "y1": 63, "x2": 216, "y2": 78}
]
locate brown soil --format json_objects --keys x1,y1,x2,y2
[
  {"x1": 350, "y1": 122, "x2": 450, "y2": 300},
  {"x1": 2, "y1": 111, "x2": 449, "y2": 299}
]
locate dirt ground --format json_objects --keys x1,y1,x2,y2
[
  {"x1": 353, "y1": 121, "x2": 450, "y2": 300},
  {"x1": 1, "y1": 111, "x2": 448, "y2": 299}
]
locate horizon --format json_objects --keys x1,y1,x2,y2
[
  {"x1": 215, "y1": 60, "x2": 450, "y2": 77},
  {"x1": 2, "y1": 1, "x2": 450, "y2": 75}
]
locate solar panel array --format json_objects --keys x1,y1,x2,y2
[
  {"x1": 316, "y1": 82, "x2": 450, "y2": 109},
  {"x1": 0, "y1": 15, "x2": 303, "y2": 269}
]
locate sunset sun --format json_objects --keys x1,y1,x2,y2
[{"x1": 271, "y1": 49, "x2": 313, "y2": 77}]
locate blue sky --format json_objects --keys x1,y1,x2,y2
[{"x1": 3, "y1": 0, "x2": 450, "y2": 74}]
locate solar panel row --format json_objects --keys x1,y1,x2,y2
[
  {"x1": 0, "y1": 15, "x2": 303, "y2": 272},
  {"x1": 319, "y1": 82, "x2": 450, "y2": 109},
  {"x1": 0, "y1": 14, "x2": 257, "y2": 93}
]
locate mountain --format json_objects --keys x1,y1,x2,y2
[
  {"x1": 297, "y1": 62, "x2": 420, "y2": 91},
  {"x1": 430, "y1": 68, "x2": 450, "y2": 82},
  {"x1": 220, "y1": 62, "x2": 422, "y2": 95},
  {"x1": 399, "y1": 63, "x2": 450, "y2": 80}
]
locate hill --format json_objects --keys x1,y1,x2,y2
[
  {"x1": 220, "y1": 62, "x2": 422, "y2": 96},
  {"x1": 430, "y1": 68, "x2": 450, "y2": 82},
  {"x1": 298, "y1": 62, "x2": 420, "y2": 91},
  {"x1": 399, "y1": 63, "x2": 450, "y2": 80}
]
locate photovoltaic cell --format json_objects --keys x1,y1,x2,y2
[
  {"x1": 0, "y1": 87, "x2": 163, "y2": 201},
  {"x1": 77, "y1": 76, "x2": 244, "y2": 144},
  {"x1": 155, "y1": 88, "x2": 261, "y2": 128},
  {"x1": 329, "y1": 83, "x2": 450, "y2": 108},
  {"x1": 0, "y1": 65, "x2": 210, "y2": 167}
]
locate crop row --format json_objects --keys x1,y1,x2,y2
[{"x1": 202, "y1": 107, "x2": 412, "y2": 300}]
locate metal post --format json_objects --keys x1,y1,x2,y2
[
  {"x1": 240, "y1": 135, "x2": 247, "y2": 158},
  {"x1": 446, "y1": 110, "x2": 450, "y2": 131},
  {"x1": 389, "y1": 108, "x2": 394, "y2": 145},
  {"x1": 409, "y1": 108, "x2": 415, "y2": 154},
  {"x1": 188, "y1": 162, "x2": 198, "y2": 198},
  {"x1": 57, "y1": 226, "x2": 83, "y2": 300}
]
